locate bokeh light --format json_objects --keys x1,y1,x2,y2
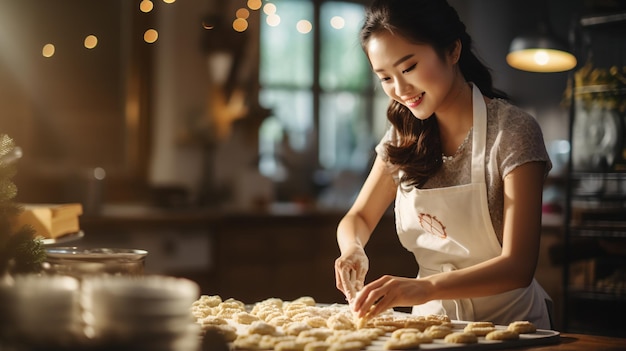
[
  {"x1": 233, "y1": 18, "x2": 249, "y2": 32},
  {"x1": 139, "y1": 0, "x2": 153, "y2": 13},
  {"x1": 330, "y1": 16, "x2": 345, "y2": 29},
  {"x1": 263, "y1": 3, "x2": 277, "y2": 15},
  {"x1": 236, "y1": 8, "x2": 250, "y2": 20},
  {"x1": 144, "y1": 29, "x2": 158, "y2": 43},
  {"x1": 296, "y1": 20, "x2": 312, "y2": 34},
  {"x1": 84, "y1": 35, "x2": 98, "y2": 49},
  {"x1": 266, "y1": 14, "x2": 280, "y2": 27},
  {"x1": 247, "y1": 0, "x2": 262, "y2": 11},
  {"x1": 42, "y1": 43, "x2": 55, "y2": 58}
]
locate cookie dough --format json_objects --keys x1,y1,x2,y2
[
  {"x1": 507, "y1": 320, "x2": 537, "y2": 334},
  {"x1": 486, "y1": 329, "x2": 520, "y2": 341},
  {"x1": 444, "y1": 331, "x2": 478, "y2": 344}
]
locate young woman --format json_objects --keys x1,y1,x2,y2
[{"x1": 334, "y1": 0, "x2": 553, "y2": 329}]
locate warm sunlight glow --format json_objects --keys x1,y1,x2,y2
[
  {"x1": 247, "y1": 0, "x2": 262, "y2": 11},
  {"x1": 330, "y1": 16, "x2": 345, "y2": 29},
  {"x1": 139, "y1": 0, "x2": 153, "y2": 13},
  {"x1": 42, "y1": 43, "x2": 55, "y2": 58},
  {"x1": 296, "y1": 20, "x2": 312, "y2": 34},
  {"x1": 263, "y1": 3, "x2": 277, "y2": 15},
  {"x1": 233, "y1": 18, "x2": 248, "y2": 32},
  {"x1": 266, "y1": 14, "x2": 280, "y2": 27},
  {"x1": 144, "y1": 29, "x2": 158, "y2": 43},
  {"x1": 236, "y1": 8, "x2": 250, "y2": 20},
  {"x1": 84, "y1": 35, "x2": 98, "y2": 49}
]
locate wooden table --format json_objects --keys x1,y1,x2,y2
[{"x1": 515, "y1": 333, "x2": 625, "y2": 350}]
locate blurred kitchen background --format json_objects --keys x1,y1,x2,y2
[{"x1": 0, "y1": 0, "x2": 624, "y2": 336}]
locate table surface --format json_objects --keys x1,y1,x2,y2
[{"x1": 516, "y1": 332, "x2": 625, "y2": 350}]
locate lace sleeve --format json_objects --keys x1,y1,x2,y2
[{"x1": 495, "y1": 104, "x2": 552, "y2": 179}]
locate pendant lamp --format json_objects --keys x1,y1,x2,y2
[{"x1": 506, "y1": 7, "x2": 577, "y2": 73}]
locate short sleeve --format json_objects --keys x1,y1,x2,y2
[
  {"x1": 493, "y1": 104, "x2": 552, "y2": 179},
  {"x1": 375, "y1": 126, "x2": 397, "y2": 162}
]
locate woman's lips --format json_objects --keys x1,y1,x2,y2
[{"x1": 404, "y1": 92, "x2": 424, "y2": 108}]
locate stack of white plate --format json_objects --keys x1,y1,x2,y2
[
  {"x1": 0, "y1": 274, "x2": 84, "y2": 348},
  {"x1": 82, "y1": 275, "x2": 201, "y2": 351}
]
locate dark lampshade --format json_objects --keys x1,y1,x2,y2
[{"x1": 506, "y1": 34, "x2": 577, "y2": 73}]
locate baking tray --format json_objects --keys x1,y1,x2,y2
[
  {"x1": 228, "y1": 319, "x2": 559, "y2": 350},
  {"x1": 366, "y1": 321, "x2": 560, "y2": 350},
  {"x1": 226, "y1": 304, "x2": 560, "y2": 350}
]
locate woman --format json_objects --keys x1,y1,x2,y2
[{"x1": 334, "y1": 0, "x2": 553, "y2": 329}]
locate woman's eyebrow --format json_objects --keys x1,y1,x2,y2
[{"x1": 374, "y1": 54, "x2": 414, "y2": 72}]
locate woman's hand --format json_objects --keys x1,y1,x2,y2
[
  {"x1": 334, "y1": 243, "x2": 369, "y2": 304},
  {"x1": 351, "y1": 275, "x2": 434, "y2": 318}
]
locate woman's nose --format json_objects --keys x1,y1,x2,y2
[{"x1": 394, "y1": 77, "x2": 412, "y2": 96}]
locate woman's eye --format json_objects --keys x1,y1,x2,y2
[
  {"x1": 402, "y1": 63, "x2": 416, "y2": 74},
  {"x1": 378, "y1": 76, "x2": 391, "y2": 82}
]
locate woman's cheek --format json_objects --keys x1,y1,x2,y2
[{"x1": 381, "y1": 84, "x2": 396, "y2": 101}]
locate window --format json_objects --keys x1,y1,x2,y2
[{"x1": 258, "y1": 0, "x2": 388, "y2": 187}]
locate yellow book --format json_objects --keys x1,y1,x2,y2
[{"x1": 14, "y1": 203, "x2": 83, "y2": 239}]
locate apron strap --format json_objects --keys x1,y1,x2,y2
[{"x1": 470, "y1": 83, "x2": 487, "y2": 184}]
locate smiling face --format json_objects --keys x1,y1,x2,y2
[{"x1": 366, "y1": 30, "x2": 460, "y2": 120}]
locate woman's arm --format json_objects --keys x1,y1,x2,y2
[
  {"x1": 337, "y1": 156, "x2": 398, "y2": 251},
  {"x1": 353, "y1": 161, "x2": 546, "y2": 317},
  {"x1": 335, "y1": 155, "x2": 397, "y2": 300}
]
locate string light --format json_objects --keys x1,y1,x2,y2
[
  {"x1": 236, "y1": 8, "x2": 250, "y2": 20},
  {"x1": 296, "y1": 20, "x2": 312, "y2": 34},
  {"x1": 84, "y1": 35, "x2": 98, "y2": 49},
  {"x1": 266, "y1": 14, "x2": 280, "y2": 27},
  {"x1": 330, "y1": 16, "x2": 345, "y2": 30},
  {"x1": 247, "y1": 0, "x2": 262, "y2": 11},
  {"x1": 233, "y1": 18, "x2": 248, "y2": 32},
  {"x1": 33, "y1": 2, "x2": 360, "y2": 55},
  {"x1": 263, "y1": 3, "x2": 277, "y2": 15},
  {"x1": 144, "y1": 29, "x2": 158, "y2": 43},
  {"x1": 139, "y1": 0, "x2": 153, "y2": 13},
  {"x1": 42, "y1": 44, "x2": 55, "y2": 58}
]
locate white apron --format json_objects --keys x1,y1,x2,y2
[{"x1": 394, "y1": 84, "x2": 552, "y2": 329}]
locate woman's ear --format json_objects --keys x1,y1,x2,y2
[{"x1": 449, "y1": 39, "x2": 462, "y2": 64}]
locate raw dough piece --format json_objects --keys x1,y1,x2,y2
[
  {"x1": 507, "y1": 320, "x2": 537, "y2": 334},
  {"x1": 304, "y1": 341, "x2": 330, "y2": 351},
  {"x1": 248, "y1": 321, "x2": 278, "y2": 336},
  {"x1": 233, "y1": 311, "x2": 260, "y2": 325},
  {"x1": 384, "y1": 332, "x2": 432, "y2": 350},
  {"x1": 424, "y1": 325, "x2": 453, "y2": 339},
  {"x1": 486, "y1": 329, "x2": 520, "y2": 341},
  {"x1": 328, "y1": 340, "x2": 365, "y2": 351},
  {"x1": 298, "y1": 328, "x2": 333, "y2": 341},
  {"x1": 443, "y1": 331, "x2": 478, "y2": 344},
  {"x1": 204, "y1": 324, "x2": 238, "y2": 342},
  {"x1": 285, "y1": 322, "x2": 312, "y2": 336},
  {"x1": 327, "y1": 313, "x2": 355, "y2": 330},
  {"x1": 390, "y1": 328, "x2": 422, "y2": 339},
  {"x1": 463, "y1": 324, "x2": 496, "y2": 336}
]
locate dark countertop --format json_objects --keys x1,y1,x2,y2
[
  {"x1": 79, "y1": 203, "x2": 565, "y2": 231},
  {"x1": 517, "y1": 332, "x2": 626, "y2": 350}
]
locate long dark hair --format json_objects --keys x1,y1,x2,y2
[{"x1": 360, "y1": 0, "x2": 507, "y2": 188}]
